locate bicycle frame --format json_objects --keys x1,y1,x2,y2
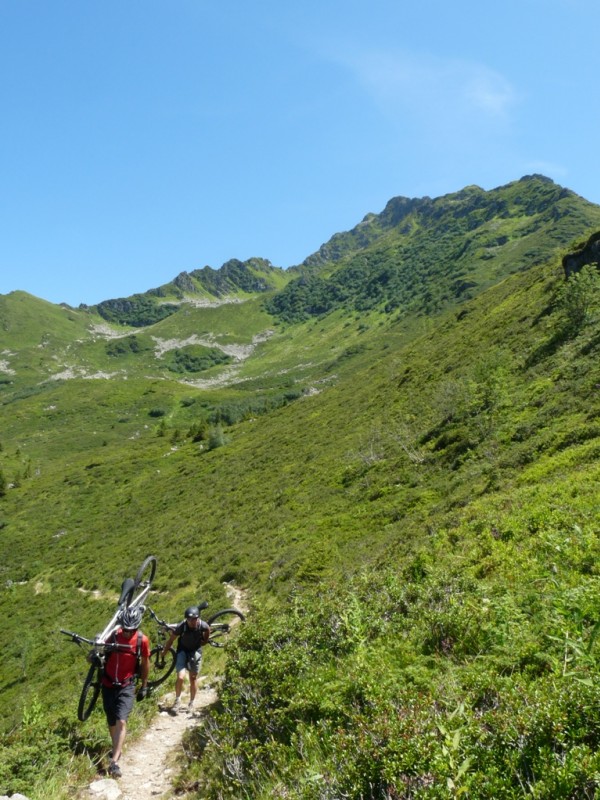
[{"x1": 95, "y1": 556, "x2": 156, "y2": 643}]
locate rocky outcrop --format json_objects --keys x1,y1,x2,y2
[{"x1": 562, "y1": 231, "x2": 600, "y2": 278}]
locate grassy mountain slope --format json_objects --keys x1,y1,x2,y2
[
  {"x1": 183, "y1": 250, "x2": 600, "y2": 799},
  {"x1": 91, "y1": 257, "x2": 290, "y2": 327},
  {"x1": 273, "y1": 175, "x2": 600, "y2": 322},
  {"x1": 0, "y1": 293, "x2": 108, "y2": 391},
  {"x1": 300, "y1": 175, "x2": 598, "y2": 273},
  {"x1": 1, "y1": 177, "x2": 600, "y2": 797}
]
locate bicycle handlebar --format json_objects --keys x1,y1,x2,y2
[
  {"x1": 59, "y1": 628, "x2": 132, "y2": 652},
  {"x1": 146, "y1": 607, "x2": 179, "y2": 632},
  {"x1": 60, "y1": 629, "x2": 99, "y2": 646}
]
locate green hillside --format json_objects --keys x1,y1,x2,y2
[
  {"x1": 2, "y1": 176, "x2": 600, "y2": 798},
  {"x1": 273, "y1": 175, "x2": 600, "y2": 322},
  {"x1": 91, "y1": 257, "x2": 290, "y2": 327}
]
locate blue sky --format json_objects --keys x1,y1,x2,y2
[{"x1": 1, "y1": 0, "x2": 597, "y2": 306}]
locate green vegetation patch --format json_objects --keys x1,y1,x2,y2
[
  {"x1": 96, "y1": 294, "x2": 180, "y2": 327},
  {"x1": 162, "y1": 344, "x2": 232, "y2": 374},
  {"x1": 269, "y1": 176, "x2": 600, "y2": 323}
]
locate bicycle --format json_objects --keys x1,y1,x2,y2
[
  {"x1": 60, "y1": 555, "x2": 157, "y2": 721},
  {"x1": 144, "y1": 602, "x2": 246, "y2": 688},
  {"x1": 94, "y1": 555, "x2": 156, "y2": 644}
]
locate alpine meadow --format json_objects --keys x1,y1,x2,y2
[{"x1": 3, "y1": 174, "x2": 600, "y2": 798}]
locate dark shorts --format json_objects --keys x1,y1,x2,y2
[{"x1": 102, "y1": 683, "x2": 135, "y2": 726}]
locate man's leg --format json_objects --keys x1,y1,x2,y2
[
  {"x1": 107, "y1": 684, "x2": 134, "y2": 775},
  {"x1": 109, "y1": 719, "x2": 127, "y2": 763},
  {"x1": 175, "y1": 668, "x2": 186, "y2": 699},
  {"x1": 172, "y1": 651, "x2": 188, "y2": 709},
  {"x1": 172, "y1": 669, "x2": 186, "y2": 710}
]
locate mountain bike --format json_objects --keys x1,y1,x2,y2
[
  {"x1": 60, "y1": 555, "x2": 157, "y2": 721},
  {"x1": 144, "y1": 602, "x2": 246, "y2": 687}
]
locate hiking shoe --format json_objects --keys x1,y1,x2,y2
[
  {"x1": 187, "y1": 701, "x2": 194, "y2": 713},
  {"x1": 108, "y1": 761, "x2": 122, "y2": 778},
  {"x1": 172, "y1": 697, "x2": 181, "y2": 712}
]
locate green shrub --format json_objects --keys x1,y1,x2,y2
[
  {"x1": 207, "y1": 426, "x2": 226, "y2": 450},
  {"x1": 0, "y1": 697, "x2": 80, "y2": 796},
  {"x1": 557, "y1": 264, "x2": 600, "y2": 332}
]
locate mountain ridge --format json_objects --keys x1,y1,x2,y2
[
  {"x1": 3, "y1": 175, "x2": 598, "y2": 315},
  {"x1": 297, "y1": 174, "x2": 585, "y2": 269},
  {"x1": 2, "y1": 173, "x2": 600, "y2": 422}
]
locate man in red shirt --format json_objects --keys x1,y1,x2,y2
[{"x1": 101, "y1": 606, "x2": 150, "y2": 778}]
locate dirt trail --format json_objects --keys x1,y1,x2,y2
[{"x1": 87, "y1": 584, "x2": 248, "y2": 800}]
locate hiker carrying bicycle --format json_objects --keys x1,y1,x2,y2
[
  {"x1": 100, "y1": 606, "x2": 150, "y2": 778},
  {"x1": 162, "y1": 605, "x2": 210, "y2": 713}
]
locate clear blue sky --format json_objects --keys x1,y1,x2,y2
[{"x1": 1, "y1": 0, "x2": 598, "y2": 307}]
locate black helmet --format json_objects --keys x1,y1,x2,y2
[
  {"x1": 121, "y1": 606, "x2": 144, "y2": 630},
  {"x1": 185, "y1": 605, "x2": 200, "y2": 619}
]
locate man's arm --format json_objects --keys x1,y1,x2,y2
[
  {"x1": 162, "y1": 631, "x2": 178, "y2": 654},
  {"x1": 139, "y1": 654, "x2": 150, "y2": 687},
  {"x1": 137, "y1": 648, "x2": 151, "y2": 701},
  {"x1": 202, "y1": 622, "x2": 211, "y2": 645}
]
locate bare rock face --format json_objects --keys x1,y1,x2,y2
[{"x1": 562, "y1": 231, "x2": 600, "y2": 278}]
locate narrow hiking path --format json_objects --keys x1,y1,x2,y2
[{"x1": 87, "y1": 584, "x2": 248, "y2": 800}]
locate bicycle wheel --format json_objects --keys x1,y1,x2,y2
[
  {"x1": 147, "y1": 646, "x2": 176, "y2": 689},
  {"x1": 207, "y1": 608, "x2": 245, "y2": 648},
  {"x1": 78, "y1": 662, "x2": 102, "y2": 722},
  {"x1": 129, "y1": 556, "x2": 157, "y2": 607}
]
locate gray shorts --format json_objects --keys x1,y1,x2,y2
[
  {"x1": 176, "y1": 649, "x2": 202, "y2": 675},
  {"x1": 102, "y1": 683, "x2": 135, "y2": 726}
]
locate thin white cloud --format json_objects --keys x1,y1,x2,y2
[
  {"x1": 464, "y1": 72, "x2": 515, "y2": 118},
  {"x1": 329, "y1": 46, "x2": 517, "y2": 130}
]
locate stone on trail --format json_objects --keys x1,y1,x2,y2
[
  {"x1": 88, "y1": 778, "x2": 122, "y2": 800},
  {"x1": 1, "y1": 795, "x2": 31, "y2": 800}
]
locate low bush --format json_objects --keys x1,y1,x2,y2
[{"x1": 180, "y1": 560, "x2": 600, "y2": 799}]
